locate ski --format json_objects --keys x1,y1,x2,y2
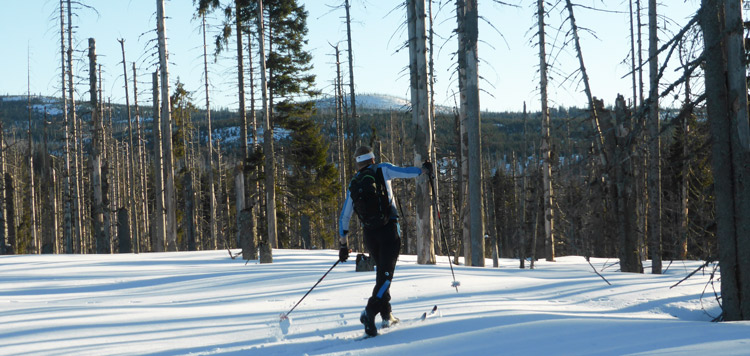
[
  {"x1": 420, "y1": 305, "x2": 438, "y2": 321},
  {"x1": 356, "y1": 305, "x2": 438, "y2": 340}
]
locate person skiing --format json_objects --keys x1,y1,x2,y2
[{"x1": 338, "y1": 145, "x2": 432, "y2": 337}]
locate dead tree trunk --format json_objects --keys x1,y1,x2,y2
[
  {"x1": 202, "y1": 15, "x2": 218, "y2": 251},
  {"x1": 89, "y1": 38, "x2": 108, "y2": 254},
  {"x1": 27, "y1": 56, "x2": 39, "y2": 254},
  {"x1": 344, "y1": 0, "x2": 358, "y2": 145},
  {"x1": 132, "y1": 63, "x2": 148, "y2": 252},
  {"x1": 67, "y1": 0, "x2": 83, "y2": 254},
  {"x1": 537, "y1": 0, "x2": 555, "y2": 262},
  {"x1": 257, "y1": 0, "x2": 276, "y2": 262},
  {"x1": 407, "y1": 0, "x2": 436, "y2": 265},
  {"x1": 152, "y1": 71, "x2": 166, "y2": 252},
  {"x1": 234, "y1": 0, "x2": 249, "y2": 255},
  {"x1": 456, "y1": 0, "x2": 471, "y2": 265},
  {"x1": 120, "y1": 40, "x2": 140, "y2": 253},
  {"x1": 564, "y1": 0, "x2": 607, "y2": 167},
  {"x1": 700, "y1": 0, "x2": 750, "y2": 321},
  {"x1": 59, "y1": 0, "x2": 72, "y2": 254},
  {"x1": 246, "y1": 31, "x2": 259, "y2": 258},
  {"x1": 157, "y1": 0, "x2": 177, "y2": 251},
  {"x1": 647, "y1": 0, "x2": 662, "y2": 274},
  {"x1": 464, "y1": 0, "x2": 483, "y2": 266}
]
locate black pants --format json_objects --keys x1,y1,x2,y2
[{"x1": 363, "y1": 219, "x2": 401, "y2": 318}]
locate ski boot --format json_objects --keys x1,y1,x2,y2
[
  {"x1": 381, "y1": 312, "x2": 400, "y2": 328},
  {"x1": 360, "y1": 308, "x2": 378, "y2": 337}
]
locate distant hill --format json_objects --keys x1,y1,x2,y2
[{"x1": 314, "y1": 93, "x2": 452, "y2": 114}]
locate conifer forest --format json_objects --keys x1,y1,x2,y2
[{"x1": 1, "y1": 0, "x2": 750, "y2": 321}]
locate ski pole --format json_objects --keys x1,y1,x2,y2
[
  {"x1": 427, "y1": 167, "x2": 460, "y2": 292},
  {"x1": 280, "y1": 259, "x2": 340, "y2": 321}
]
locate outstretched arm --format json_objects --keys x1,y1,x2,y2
[{"x1": 379, "y1": 162, "x2": 425, "y2": 181}]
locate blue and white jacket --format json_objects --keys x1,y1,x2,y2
[{"x1": 338, "y1": 163, "x2": 423, "y2": 238}]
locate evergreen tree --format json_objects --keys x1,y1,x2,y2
[{"x1": 285, "y1": 117, "x2": 339, "y2": 248}]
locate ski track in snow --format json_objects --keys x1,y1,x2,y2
[{"x1": 1, "y1": 250, "x2": 748, "y2": 356}]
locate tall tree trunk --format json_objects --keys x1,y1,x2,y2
[
  {"x1": 520, "y1": 104, "x2": 528, "y2": 268},
  {"x1": 202, "y1": 15, "x2": 218, "y2": 251},
  {"x1": 344, "y1": 0, "x2": 358, "y2": 145},
  {"x1": 635, "y1": 0, "x2": 647, "y2": 263},
  {"x1": 564, "y1": 0, "x2": 607, "y2": 167},
  {"x1": 407, "y1": 0, "x2": 435, "y2": 265},
  {"x1": 257, "y1": 0, "x2": 276, "y2": 262},
  {"x1": 134, "y1": 64, "x2": 149, "y2": 249},
  {"x1": 234, "y1": 0, "x2": 249, "y2": 254},
  {"x1": 152, "y1": 71, "x2": 166, "y2": 252},
  {"x1": 537, "y1": 0, "x2": 555, "y2": 262},
  {"x1": 679, "y1": 61, "x2": 691, "y2": 260},
  {"x1": 157, "y1": 0, "x2": 177, "y2": 251},
  {"x1": 67, "y1": 0, "x2": 83, "y2": 254},
  {"x1": 89, "y1": 38, "x2": 107, "y2": 254},
  {"x1": 629, "y1": 0, "x2": 638, "y2": 109},
  {"x1": 456, "y1": 0, "x2": 471, "y2": 265},
  {"x1": 27, "y1": 53, "x2": 39, "y2": 254},
  {"x1": 247, "y1": 31, "x2": 259, "y2": 258},
  {"x1": 464, "y1": 0, "x2": 483, "y2": 266},
  {"x1": 59, "y1": 0, "x2": 72, "y2": 254},
  {"x1": 614, "y1": 96, "x2": 642, "y2": 273},
  {"x1": 701, "y1": 0, "x2": 750, "y2": 321},
  {"x1": 427, "y1": 0, "x2": 442, "y2": 256},
  {"x1": 120, "y1": 40, "x2": 140, "y2": 253},
  {"x1": 647, "y1": 0, "x2": 662, "y2": 274},
  {"x1": 334, "y1": 44, "x2": 347, "y2": 203}
]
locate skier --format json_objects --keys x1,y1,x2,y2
[{"x1": 338, "y1": 145, "x2": 432, "y2": 337}]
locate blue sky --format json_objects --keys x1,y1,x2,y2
[{"x1": 1, "y1": 0, "x2": 700, "y2": 114}]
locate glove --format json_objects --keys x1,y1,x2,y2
[
  {"x1": 339, "y1": 243, "x2": 350, "y2": 262},
  {"x1": 422, "y1": 161, "x2": 434, "y2": 177}
]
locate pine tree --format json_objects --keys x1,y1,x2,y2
[{"x1": 285, "y1": 118, "x2": 339, "y2": 247}]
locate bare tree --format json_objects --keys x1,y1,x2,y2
[
  {"x1": 257, "y1": 0, "x2": 276, "y2": 263},
  {"x1": 537, "y1": 0, "x2": 555, "y2": 262},
  {"x1": 27, "y1": 52, "x2": 38, "y2": 254},
  {"x1": 118, "y1": 39, "x2": 139, "y2": 254},
  {"x1": 152, "y1": 70, "x2": 166, "y2": 252},
  {"x1": 58, "y1": 0, "x2": 72, "y2": 254},
  {"x1": 344, "y1": 0, "x2": 358, "y2": 144},
  {"x1": 407, "y1": 0, "x2": 436, "y2": 265},
  {"x1": 463, "y1": 0, "x2": 483, "y2": 266},
  {"x1": 647, "y1": 0, "x2": 662, "y2": 274},
  {"x1": 89, "y1": 38, "x2": 107, "y2": 254},
  {"x1": 700, "y1": 0, "x2": 750, "y2": 321},
  {"x1": 156, "y1": 0, "x2": 177, "y2": 251},
  {"x1": 233, "y1": 0, "x2": 249, "y2": 258},
  {"x1": 66, "y1": 0, "x2": 83, "y2": 253},
  {"x1": 133, "y1": 63, "x2": 149, "y2": 250},
  {"x1": 202, "y1": 15, "x2": 218, "y2": 251}
]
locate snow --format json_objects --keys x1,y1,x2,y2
[{"x1": 1, "y1": 250, "x2": 748, "y2": 356}]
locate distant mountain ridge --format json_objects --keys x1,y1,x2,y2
[{"x1": 314, "y1": 93, "x2": 452, "y2": 114}]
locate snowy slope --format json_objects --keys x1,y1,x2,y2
[{"x1": 1, "y1": 250, "x2": 748, "y2": 356}]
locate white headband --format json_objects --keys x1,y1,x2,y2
[{"x1": 355, "y1": 152, "x2": 375, "y2": 163}]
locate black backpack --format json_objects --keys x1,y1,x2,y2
[{"x1": 349, "y1": 165, "x2": 391, "y2": 230}]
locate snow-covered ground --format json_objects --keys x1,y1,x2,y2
[{"x1": 1, "y1": 250, "x2": 748, "y2": 356}]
